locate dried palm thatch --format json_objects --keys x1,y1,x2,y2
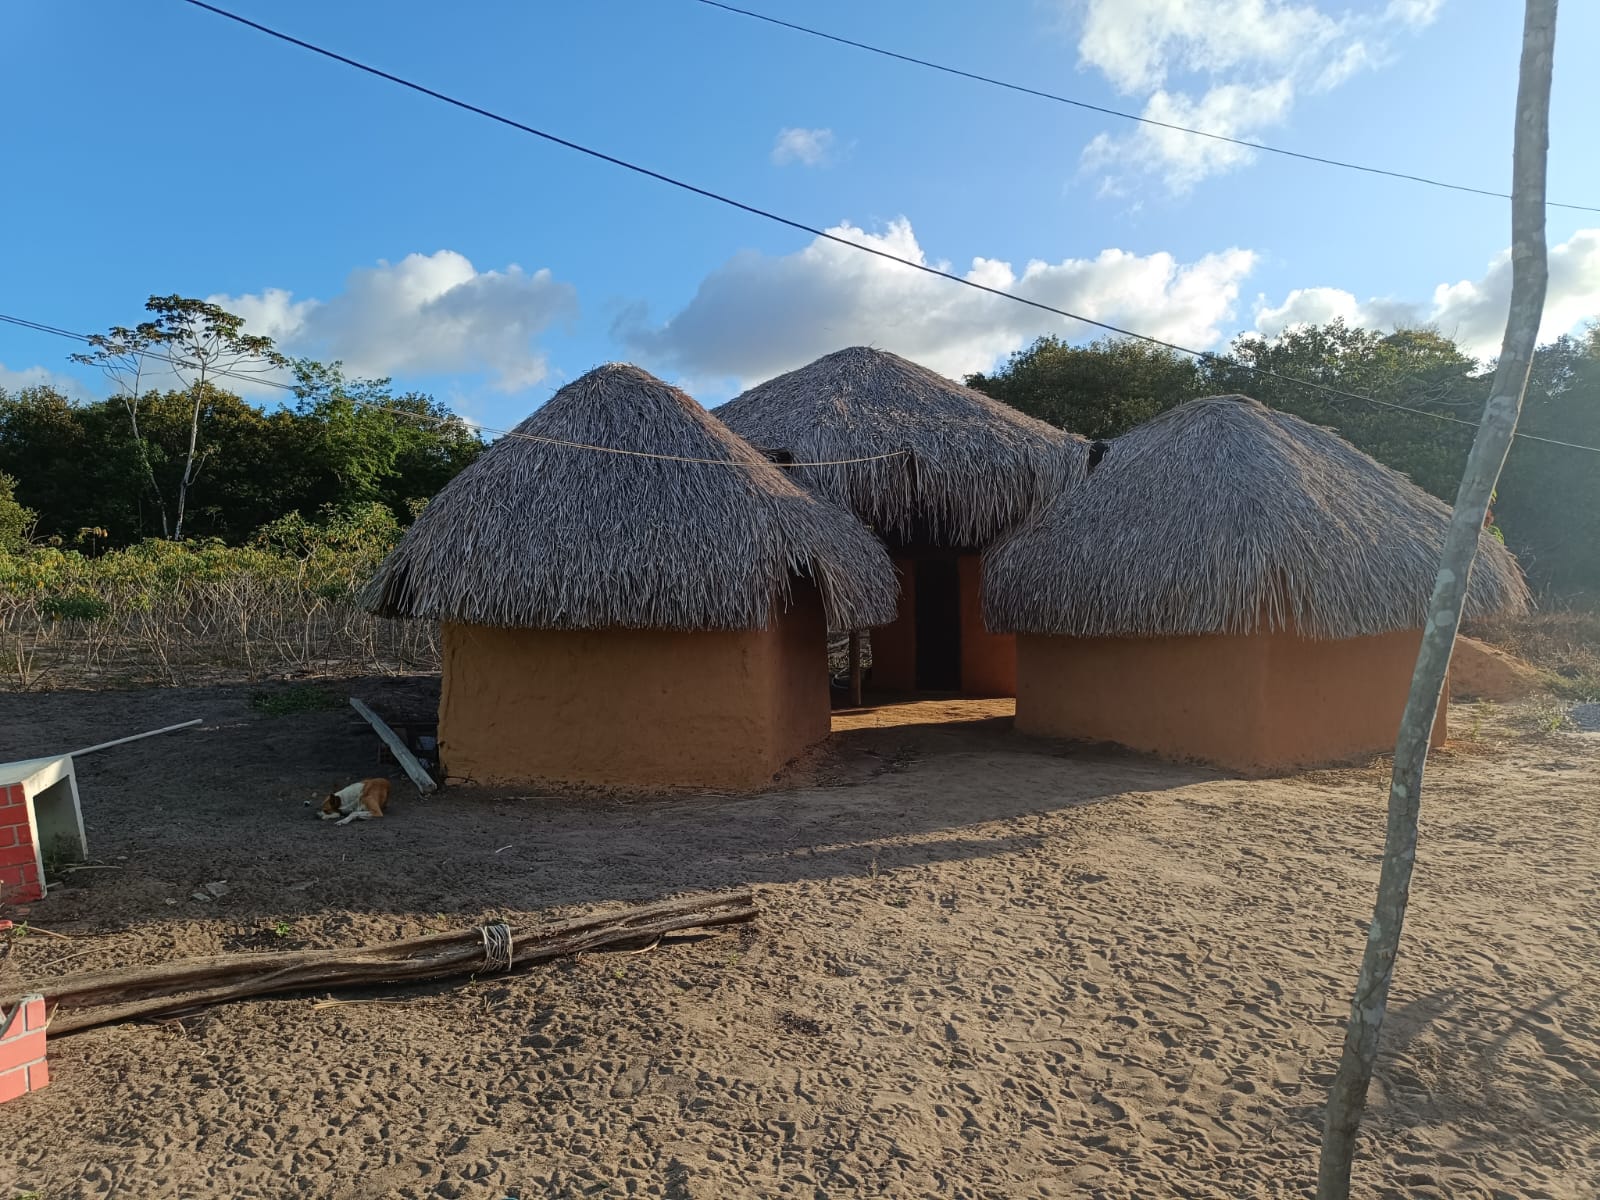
[
  {"x1": 714, "y1": 347, "x2": 1083, "y2": 548},
  {"x1": 364, "y1": 364, "x2": 898, "y2": 632},
  {"x1": 985, "y1": 394, "x2": 1532, "y2": 640}
]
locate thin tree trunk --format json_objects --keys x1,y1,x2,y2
[
  {"x1": 173, "y1": 364, "x2": 207, "y2": 541},
  {"x1": 848, "y1": 629, "x2": 864, "y2": 707},
  {"x1": 122, "y1": 387, "x2": 170, "y2": 539},
  {"x1": 1315, "y1": 4, "x2": 1556, "y2": 1196}
]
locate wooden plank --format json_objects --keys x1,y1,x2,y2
[
  {"x1": 71, "y1": 718, "x2": 203, "y2": 757},
  {"x1": 349, "y1": 698, "x2": 437, "y2": 794}
]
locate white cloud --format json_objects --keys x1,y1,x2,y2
[
  {"x1": 211, "y1": 250, "x2": 578, "y2": 393},
  {"x1": 771, "y1": 127, "x2": 836, "y2": 167},
  {"x1": 1069, "y1": 0, "x2": 1442, "y2": 192},
  {"x1": 1085, "y1": 79, "x2": 1294, "y2": 193},
  {"x1": 1077, "y1": 0, "x2": 1338, "y2": 93},
  {"x1": 1254, "y1": 228, "x2": 1600, "y2": 359},
  {"x1": 617, "y1": 216, "x2": 1256, "y2": 386},
  {"x1": 0, "y1": 362, "x2": 92, "y2": 400}
]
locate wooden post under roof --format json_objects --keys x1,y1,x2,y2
[{"x1": 848, "y1": 630, "x2": 863, "y2": 708}]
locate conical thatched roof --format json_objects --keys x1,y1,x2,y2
[
  {"x1": 364, "y1": 363, "x2": 898, "y2": 632},
  {"x1": 714, "y1": 346, "x2": 1083, "y2": 548},
  {"x1": 985, "y1": 394, "x2": 1531, "y2": 640}
]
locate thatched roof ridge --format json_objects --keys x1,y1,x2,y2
[
  {"x1": 364, "y1": 363, "x2": 898, "y2": 632},
  {"x1": 984, "y1": 394, "x2": 1531, "y2": 640},
  {"x1": 714, "y1": 346, "x2": 1083, "y2": 548}
]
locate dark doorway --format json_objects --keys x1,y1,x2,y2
[{"x1": 914, "y1": 557, "x2": 961, "y2": 691}]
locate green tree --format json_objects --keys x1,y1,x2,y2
[
  {"x1": 287, "y1": 359, "x2": 482, "y2": 520},
  {"x1": 0, "y1": 471, "x2": 34, "y2": 551},
  {"x1": 70, "y1": 320, "x2": 172, "y2": 535},
  {"x1": 0, "y1": 385, "x2": 148, "y2": 540},
  {"x1": 1495, "y1": 325, "x2": 1600, "y2": 591},
  {"x1": 966, "y1": 335, "x2": 1203, "y2": 439},
  {"x1": 108, "y1": 296, "x2": 289, "y2": 539},
  {"x1": 1205, "y1": 321, "x2": 1485, "y2": 501}
]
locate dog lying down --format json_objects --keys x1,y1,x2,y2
[{"x1": 309, "y1": 778, "x2": 390, "y2": 825}]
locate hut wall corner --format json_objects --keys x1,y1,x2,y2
[{"x1": 959, "y1": 553, "x2": 1015, "y2": 697}]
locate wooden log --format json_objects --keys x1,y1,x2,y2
[
  {"x1": 8, "y1": 890, "x2": 755, "y2": 1016},
  {"x1": 22, "y1": 890, "x2": 752, "y2": 1012},
  {"x1": 350, "y1": 698, "x2": 437, "y2": 795},
  {"x1": 848, "y1": 630, "x2": 863, "y2": 708},
  {"x1": 46, "y1": 902, "x2": 757, "y2": 1035}
]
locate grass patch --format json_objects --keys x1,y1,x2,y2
[
  {"x1": 249, "y1": 685, "x2": 343, "y2": 717},
  {"x1": 1467, "y1": 599, "x2": 1600, "y2": 700}
]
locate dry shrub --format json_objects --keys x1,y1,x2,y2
[
  {"x1": 1466, "y1": 593, "x2": 1600, "y2": 698},
  {"x1": 0, "y1": 504, "x2": 436, "y2": 690}
]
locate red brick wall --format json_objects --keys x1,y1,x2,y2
[
  {"x1": 0, "y1": 994, "x2": 48, "y2": 1103},
  {"x1": 0, "y1": 783, "x2": 43, "y2": 904}
]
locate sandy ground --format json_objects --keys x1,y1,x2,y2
[{"x1": 0, "y1": 679, "x2": 1596, "y2": 1200}]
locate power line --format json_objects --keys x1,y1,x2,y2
[
  {"x1": 694, "y1": 0, "x2": 1600, "y2": 215},
  {"x1": 167, "y1": 1, "x2": 1600, "y2": 455},
  {"x1": 5, "y1": 309, "x2": 1599, "y2": 458},
  {"x1": 0, "y1": 312, "x2": 904, "y2": 468}
]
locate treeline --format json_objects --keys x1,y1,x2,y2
[
  {"x1": 0, "y1": 364, "x2": 481, "y2": 548},
  {"x1": 2, "y1": 299, "x2": 1595, "y2": 597},
  {"x1": 968, "y1": 320, "x2": 1600, "y2": 595}
]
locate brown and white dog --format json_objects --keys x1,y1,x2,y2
[{"x1": 310, "y1": 778, "x2": 390, "y2": 825}]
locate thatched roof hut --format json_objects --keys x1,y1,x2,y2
[
  {"x1": 986, "y1": 394, "x2": 1531, "y2": 640},
  {"x1": 714, "y1": 346, "x2": 1082, "y2": 548},
  {"x1": 365, "y1": 363, "x2": 897, "y2": 633}
]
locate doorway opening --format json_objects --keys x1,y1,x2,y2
[{"x1": 914, "y1": 556, "x2": 961, "y2": 691}]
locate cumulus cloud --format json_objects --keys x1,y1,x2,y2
[
  {"x1": 0, "y1": 361, "x2": 92, "y2": 400},
  {"x1": 1254, "y1": 228, "x2": 1600, "y2": 359},
  {"x1": 211, "y1": 250, "x2": 578, "y2": 393},
  {"x1": 770, "y1": 127, "x2": 836, "y2": 167},
  {"x1": 1070, "y1": 0, "x2": 1441, "y2": 192},
  {"x1": 617, "y1": 217, "x2": 1256, "y2": 386}
]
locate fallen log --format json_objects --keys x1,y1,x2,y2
[{"x1": 8, "y1": 890, "x2": 755, "y2": 1036}]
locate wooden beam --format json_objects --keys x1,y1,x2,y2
[
  {"x1": 349, "y1": 698, "x2": 437, "y2": 794},
  {"x1": 71, "y1": 718, "x2": 203, "y2": 757},
  {"x1": 848, "y1": 630, "x2": 864, "y2": 708}
]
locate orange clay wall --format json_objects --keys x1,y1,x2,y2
[
  {"x1": 1014, "y1": 628, "x2": 1446, "y2": 773},
  {"x1": 867, "y1": 556, "x2": 918, "y2": 693},
  {"x1": 868, "y1": 554, "x2": 1015, "y2": 696},
  {"x1": 958, "y1": 554, "x2": 1016, "y2": 697},
  {"x1": 438, "y1": 584, "x2": 829, "y2": 791}
]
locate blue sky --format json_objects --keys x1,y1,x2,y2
[{"x1": 3, "y1": 0, "x2": 1598, "y2": 431}]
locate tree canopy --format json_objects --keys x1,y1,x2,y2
[{"x1": 0, "y1": 368, "x2": 482, "y2": 548}]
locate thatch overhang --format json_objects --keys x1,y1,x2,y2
[
  {"x1": 713, "y1": 346, "x2": 1084, "y2": 549},
  {"x1": 363, "y1": 363, "x2": 899, "y2": 632},
  {"x1": 984, "y1": 394, "x2": 1531, "y2": 640}
]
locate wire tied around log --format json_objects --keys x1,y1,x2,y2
[{"x1": 479, "y1": 922, "x2": 513, "y2": 973}]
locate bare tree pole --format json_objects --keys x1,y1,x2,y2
[
  {"x1": 72, "y1": 325, "x2": 171, "y2": 537},
  {"x1": 1315, "y1": 4, "x2": 1556, "y2": 1197},
  {"x1": 141, "y1": 296, "x2": 286, "y2": 541}
]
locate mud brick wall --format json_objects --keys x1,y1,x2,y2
[
  {"x1": 0, "y1": 784, "x2": 43, "y2": 904},
  {"x1": 0, "y1": 995, "x2": 48, "y2": 1102}
]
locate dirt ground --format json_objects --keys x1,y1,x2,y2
[{"x1": 0, "y1": 679, "x2": 1596, "y2": 1200}]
